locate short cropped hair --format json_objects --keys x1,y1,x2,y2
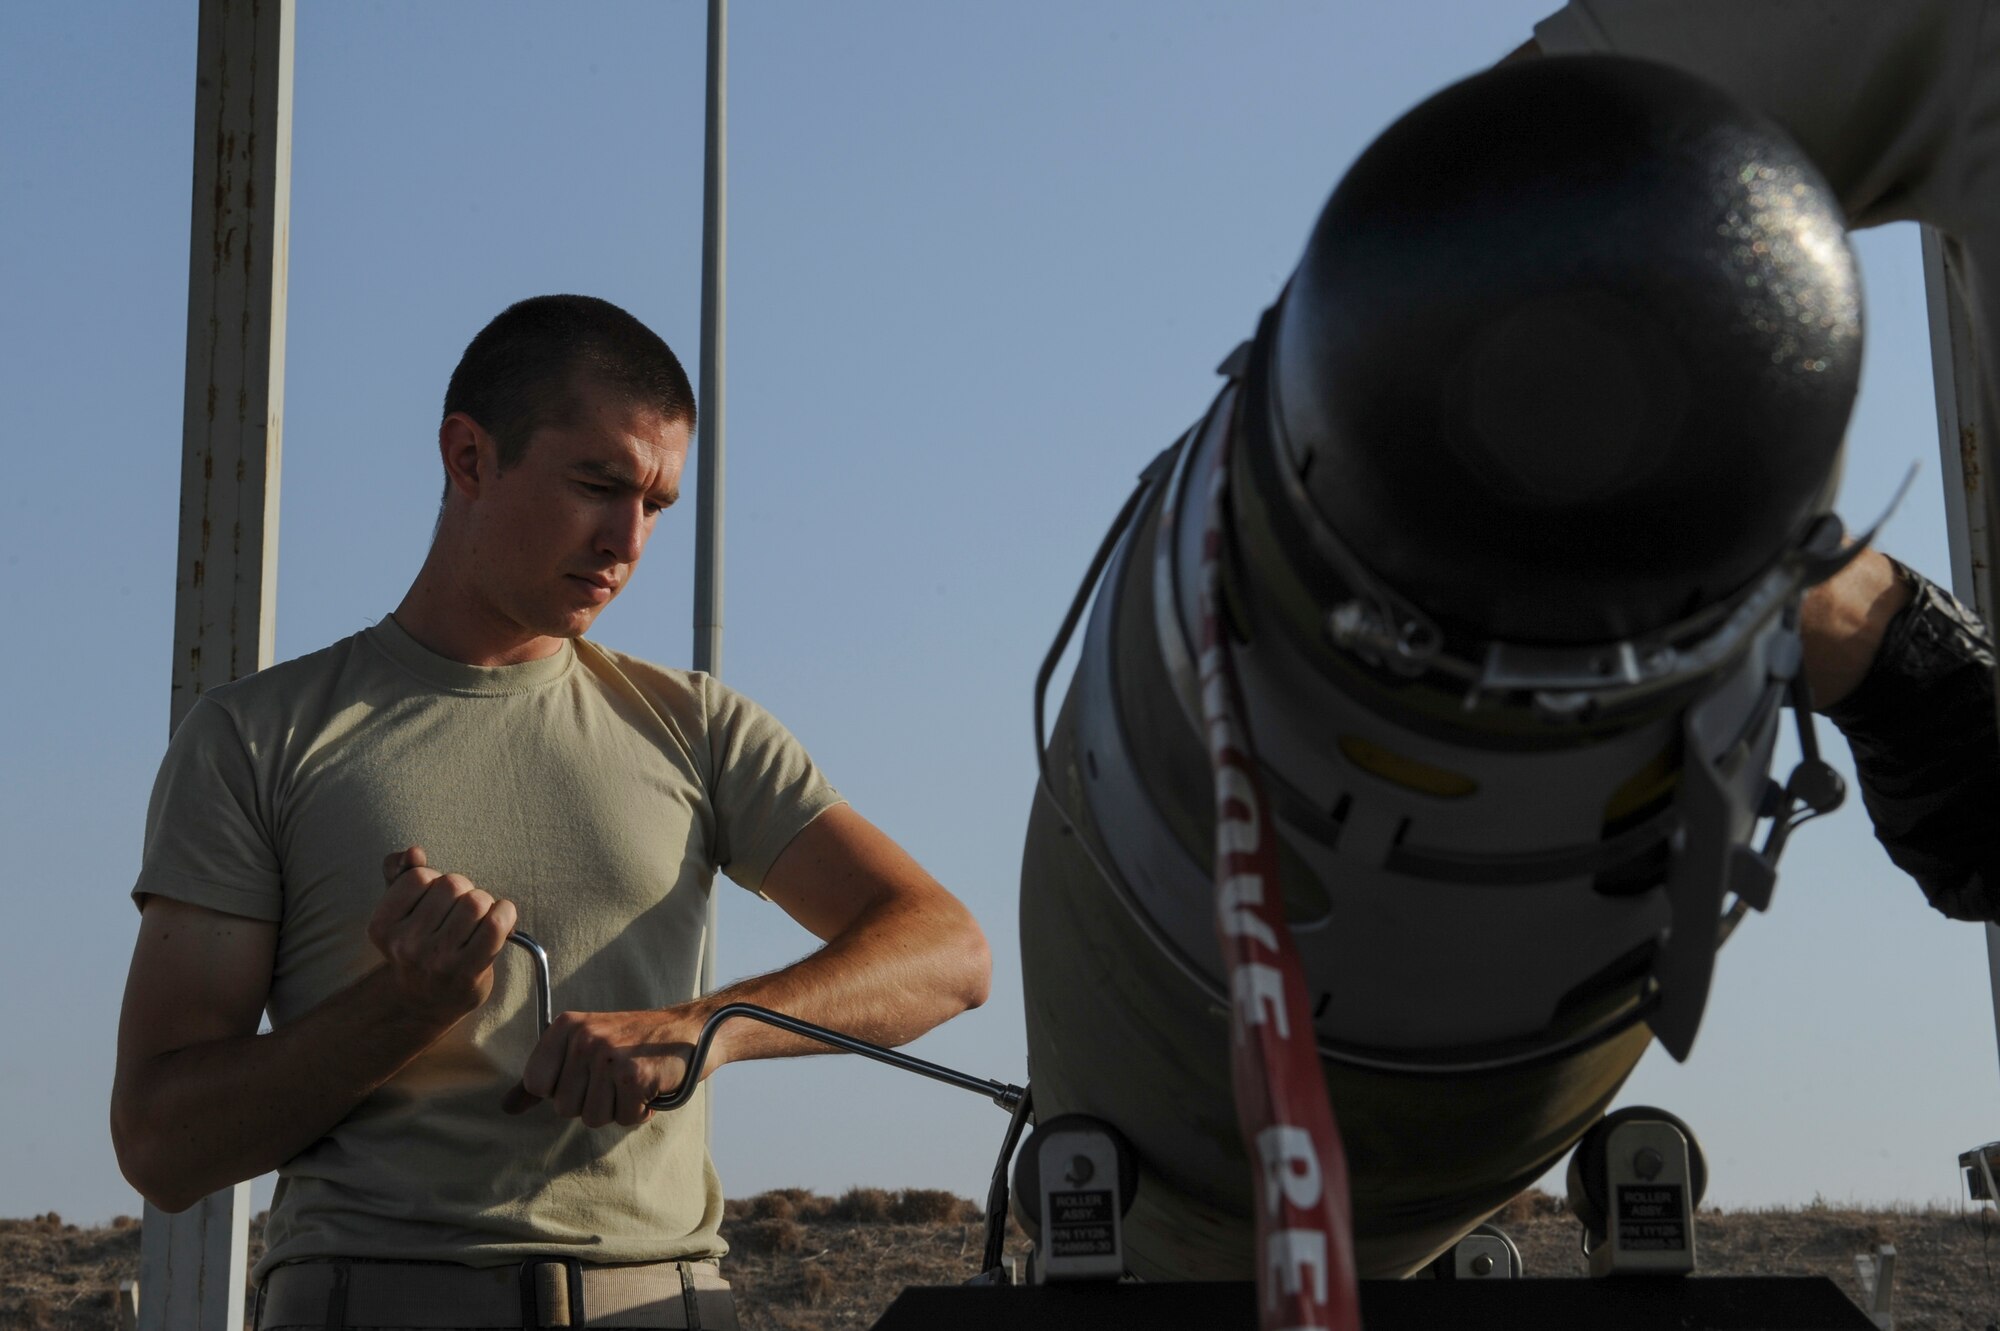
[{"x1": 443, "y1": 295, "x2": 696, "y2": 469}]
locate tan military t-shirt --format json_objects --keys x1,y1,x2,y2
[{"x1": 132, "y1": 616, "x2": 843, "y2": 1278}]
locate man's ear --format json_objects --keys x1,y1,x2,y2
[{"x1": 439, "y1": 412, "x2": 492, "y2": 501}]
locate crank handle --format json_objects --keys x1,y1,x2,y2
[{"x1": 503, "y1": 931, "x2": 1022, "y2": 1113}]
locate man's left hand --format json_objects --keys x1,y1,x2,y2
[{"x1": 503, "y1": 1009, "x2": 701, "y2": 1127}]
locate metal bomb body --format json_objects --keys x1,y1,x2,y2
[
  {"x1": 1018, "y1": 57, "x2": 1860, "y2": 1281},
  {"x1": 1020, "y1": 382, "x2": 1773, "y2": 1278}
]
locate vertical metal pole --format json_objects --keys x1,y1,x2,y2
[
  {"x1": 1919, "y1": 226, "x2": 2000, "y2": 1077},
  {"x1": 1924, "y1": 229, "x2": 1989, "y2": 613},
  {"x1": 694, "y1": 0, "x2": 728, "y2": 1001},
  {"x1": 140, "y1": 1, "x2": 294, "y2": 1327}
]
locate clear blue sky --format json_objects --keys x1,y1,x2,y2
[{"x1": 1, "y1": 1, "x2": 1989, "y2": 1227}]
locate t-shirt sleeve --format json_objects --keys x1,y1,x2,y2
[
  {"x1": 702, "y1": 681, "x2": 845, "y2": 894},
  {"x1": 1533, "y1": 0, "x2": 2000, "y2": 635},
  {"x1": 1532, "y1": 0, "x2": 1982, "y2": 232},
  {"x1": 131, "y1": 695, "x2": 285, "y2": 922}
]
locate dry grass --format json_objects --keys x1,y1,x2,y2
[
  {"x1": 722, "y1": 1191, "x2": 1022, "y2": 1330},
  {"x1": 9, "y1": 1192, "x2": 2000, "y2": 1330},
  {"x1": 887, "y1": 1189, "x2": 973, "y2": 1225},
  {"x1": 826, "y1": 1187, "x2": 892, "y2": 1224},
  {"x1": 0, "y1": 1213, "x2": 144, "y2": 1331}
]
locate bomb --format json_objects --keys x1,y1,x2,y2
[{"x1": 1018, "y1": 55, "x2": 1862, "y2": 1280}]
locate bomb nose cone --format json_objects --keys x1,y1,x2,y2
[{"x1": 1272, "y1": 56, "x2": 1860, "y2": 645}]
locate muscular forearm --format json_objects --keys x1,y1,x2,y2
[
  {"x1": 693, "y1": 890, "x2": 991, "y2": 1071},
  {"x1": 510, "y1": 882, "x2": 990, "y2": 1128},
  {"x1": 112, "y1": 966, "x2": 462, "y2": 1212},
  {"x1": 511, "y1": 808, "x2": 992, "y2": 1126}
]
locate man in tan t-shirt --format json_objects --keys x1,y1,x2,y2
[{"x1": 110, "y1": 295, "x2": 993, "y2": 1329}]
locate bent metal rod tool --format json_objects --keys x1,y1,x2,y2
[{"x1": 502, "y1": 931, "x2": 1024, "y2": 1112}]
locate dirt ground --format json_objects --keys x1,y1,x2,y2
[{"x1": 7, "y1": 1188, "x2": 2000, "y2": 1329}]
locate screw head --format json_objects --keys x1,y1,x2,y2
[
  {"x1": 1470, "y1": 1254, "x2": 1495, "y2": 1276},
  {"x1": 1633, "y1": 1147, "x2": 1665, "y2": 1180}
]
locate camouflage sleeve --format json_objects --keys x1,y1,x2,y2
[{"x1": 1822, "y1": 559, "x2": 2000, "y2": 922}]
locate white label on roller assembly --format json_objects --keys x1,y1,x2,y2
[{"x1": 1037, "y1": 1128, "x2": 1124, "y2": 1280}]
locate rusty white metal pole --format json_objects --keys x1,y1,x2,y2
[
  {"x1": 694, "y1": 0, "x2": 727, "y2": 1000},
  {"x1": 139, "y1": 1, "x2": 294, "y2": 1327},
  {"x1": 1919, "y1": 226, "x2": 2000, "y2": 1080},
  {"x1": 1925, "y1": 229, "x2": 1989, "y2": 617}
]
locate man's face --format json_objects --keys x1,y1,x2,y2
[{"x1": 461, "y1": 382, "x2": 691, "y2": 645}]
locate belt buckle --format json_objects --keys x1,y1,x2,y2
[{"x1": 519, "y1": 1257, "x2": 587, "y2": 1328}]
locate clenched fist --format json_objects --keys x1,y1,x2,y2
[{"x1": 370, "y1": 846, "x2": 518, "y2": 1025}]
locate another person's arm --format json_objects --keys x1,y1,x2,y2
[
  {"x1": 1814, "y1": 557, "x2": 2000, "y2": 921},
  {"x1": 111, "y1": 849, "x2": 515, "y2": 1211},
  {"x1": 509, "y1": 804, "x2": 991, "y2": 1128}
]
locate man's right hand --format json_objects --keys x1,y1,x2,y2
[
  {"x1": 371, "y1": 846, "x2": 518, "y2": 1024},
  {"x1": 115, "y1": 858, "x2": 519, "y2": 1213}
]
